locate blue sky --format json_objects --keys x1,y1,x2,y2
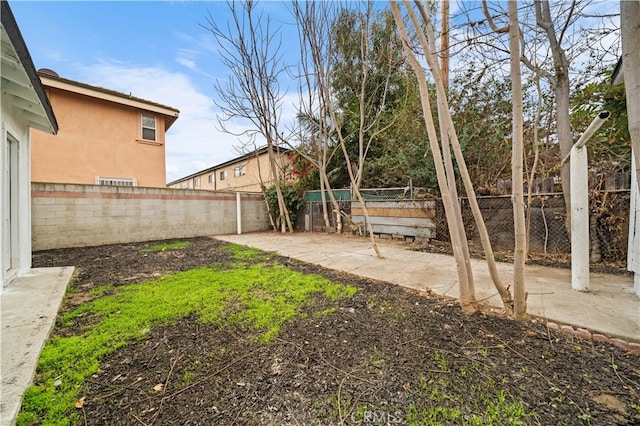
[
  {"x1": 10, "y1": 1, "x2": 620, "y2": 184},
  {"x1": 10, "y1": 0, "x2": 299, "y2": 184}
]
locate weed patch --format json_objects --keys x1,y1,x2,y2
[
  {"x1": 139, "y1": 241, "x2": 190, "y2": 253},
  {"x1": 18, "y1": 263, "x2": 356, "y2": 425}
]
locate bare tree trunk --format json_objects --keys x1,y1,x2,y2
[
  {"x1": 526, "y1": 64, "x2": 542, "y2": 257},
  {"x1": 319, "y1": 169, "x2": 330, "y2": 228},
  {"x1": 266, "y1": 138, "x2": 293, "y2": 233},
  {"x1": 440, "y1": 0, "x2": 450, "y2": 90},
  {"x1": 391, "y1": 2, "x2": 476, "y2": 312},
  {"x1": 337, "y1": 135, "x2": 383, "y2": 258},
  {"x1": 254, "y1": 143, "x2": 278, "y2": 231},
  {"x1": 556, "y1": 68, "x2": 572, "y2": 234},
  {"x1": 621, "y1": 1, "x2": 640, "y2": 297},
  {"x1": 291, "y1": 0, "x2": 341, "y2": 233},
  {"x1": 438, "y1": 106, "x2": 476, "y2": 307},
  {"x1": 412, "y1": 1, "x2": 517, "y2": 313},
  {"x1": 320, "y1": 170, "x2": 343, "y2": 233},
  {"x1": 509, "y1": 1, "x2": 528, "y2": 319},
  {"x1": 414, "y1": 3, "x2": 475, "y2": 308},
  {"x1": 319, "y1": 1, "x2": 385, "y2": 258},
  {"x1": 534, "y1": 0, "x2": 574, "y2": 235},
  {"x1": 206, "y1": 1, "x2": 293, "y2": 233}
]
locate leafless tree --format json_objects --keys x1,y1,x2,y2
[
  {"x1": 508, "y1": 1, "x2": 528, "y2": 319},
  {"x1": 531, "y1": 0, "x2": 574, "y2": 233},
  {"x1": 290, "y1": 0, "x2": 346, "y2": 234},
  {"x1": 204, "y1": 0, "x2": 293, "y2": 232},
  {"x1": 294, "y1": 0, "x2": 394, "y2": 258},
  {"x1": 478, "y1": 0, "x2": 528, "y2": 317},
  {"x1": 392, "y1": 0, "x2": 520, "y2": 315}
]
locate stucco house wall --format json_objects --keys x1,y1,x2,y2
[
  {"x1": 31, "y1": 72, "x2": 179, "y2": 188},
  {"x1": 168, "y1": 146, "x2": 291, "y2": 192}
]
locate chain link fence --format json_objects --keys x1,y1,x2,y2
[
  {"x1": 303, "y1": 186, "x2": 632, "y2": 270},
  {"x1": 434, "y1": 189, "x2": 631, "y2": 266}
]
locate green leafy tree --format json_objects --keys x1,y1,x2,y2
[
  {"x1": 571, "y1": 72, "x2": 630, "y2": 173},
  {"x1": 328, "y1": 7, "x2": 410, "y2": 189},
  {"x1": 448, "y1": 73, "x2": 515, "y2": 190},
  {"x1": 264, "y1": 181, "x2": 304, "y2": 229}
]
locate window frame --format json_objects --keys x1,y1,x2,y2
[
  {"x1": 234, "y1": 165, "x2": 246, "y2": 178},
  {"x1": 96, "y1": 177, "x2": 136, "y2": 187},
  {"x1": 141, "y1": 114, "x2": 157, "y2": 141},
  {"x1": 219, "y1": 170, "x2": 228, "y2": 181}
]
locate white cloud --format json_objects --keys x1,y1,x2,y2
[{"x1": 176, "y1": 57, "x2": 197, "y2": 71}]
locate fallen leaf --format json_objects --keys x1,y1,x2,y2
[
  {"x1": 75, "y1": 397, "x2": 86, "y2": 409},
  {"x1": 153, "y1": 383, "x2": 164, "y2": 392}
]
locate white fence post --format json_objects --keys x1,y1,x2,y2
[
  {"x1": 570, "y1": 145, "x2": 590, "y2": 291},
  {"x1": 568, "y1": 111, "x2": 610, "y2": 292},
  {"x1": 236, "y1": 192, "x2": 242, "y2": 235}
]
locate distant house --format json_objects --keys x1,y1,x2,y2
[
  {"x1": 1, "y1": 0, "x2": 58, "y2": 289},
  {"x1": 167, "y1": 146, "x2": 292, "y2": 192},
  {"x1": 31, "y1": 70, "x2": 179, "y2": 188}
]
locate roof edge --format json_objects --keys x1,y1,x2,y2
[
  {"x1": 611, "y1": 57, "x2": 624, "y2": 85},
  {"x1": 1, "y1": 0, "x2": 58, "y2": 133},
  {"x1": 167, "y1": 145, "x2": 292, "y2": 186},
  {"x1": 38, "y1": 72, "x2": 180, "y2": 115}
]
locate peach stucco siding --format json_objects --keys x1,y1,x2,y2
[{"x1": 31, "y1": 75, "x2": 177, "y2": 188}]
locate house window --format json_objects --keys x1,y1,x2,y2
[
  {"x1": 141, "y1": 114, "x2": 156, "y2": 141},
  {"x1": 194, "y1": 177, "x2": 201, "y2": 188},
  {"x1": 220, "y1": 170, "x2": 228, "y2": 181},
  {"x1": 97, "y1": 177, "x2": 136, "y2": 187},
  {"x1": 234, "y1": 165, "x2": 246, "y2": 177},
  {"x1": 208, "y1": 174, "x2": 215, "y2": 184}
]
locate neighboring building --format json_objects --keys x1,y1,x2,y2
[
  {"x1": 168, "y1": 146, "x2": 292, "y2": 192},
  {"x1": 1, "y1": 0, "x2": 58, "y2": 288},
  {"x1": 30, "y1": 70, "x2": 179, "y2": 188}
]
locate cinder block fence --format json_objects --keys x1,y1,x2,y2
[{"x1": 31, "y1": 183, "x2": 270, "y2": 250}]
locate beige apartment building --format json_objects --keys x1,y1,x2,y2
[
  {"x1": 168, "y1": 146, "x2": 291, "y2": 192},
  {"x1": 31, "y1": 70, "x2": 179, "y2": 187}
]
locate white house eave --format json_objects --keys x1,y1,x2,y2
[{"x1": 0, "y1": 28, "x2": 56, "y2": 134}]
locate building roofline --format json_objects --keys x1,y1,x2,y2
[
  {"x1": 611, "y1": 57, "x2": 624, "y2": 85},
  {"x1": 167, "y1": 145, "x2": 292, "y2": 186},
  {"x1": 1, "y1": 0, "x2": 58, "y2": 133},
  {"x1": 38, "y1": 71, "x2": 180, "y2": 130}
]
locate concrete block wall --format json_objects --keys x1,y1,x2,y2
[{"x1": 32, "y1": 183, "x2": 270, "y2": 250}]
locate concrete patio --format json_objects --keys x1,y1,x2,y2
[
  {"x1": 1, "y1": 267, "x2": 74, "y2": 426},
  {"x1": 217, "y1": 232, "x2": 639, "y2": 344}
]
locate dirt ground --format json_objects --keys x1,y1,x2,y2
[{"x1": 32, "y1": 236, "x2": 639, "y2": 425}]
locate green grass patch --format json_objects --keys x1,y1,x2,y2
[
  {"x1": 325, "y1": 354, "x2": 531, "y2": 426},
  {"x1": 18, "y1": 262, "x2": 356, "y2": 426},
  {"x1": 403, "y1": 366, "x2": 530, "y2": 425},
  {"x1": 139, "y1": 241, "x2": 191, "y2": 252},
  {"x1": 219, "y1": 242, "x2": 273, "y2": 262}
]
